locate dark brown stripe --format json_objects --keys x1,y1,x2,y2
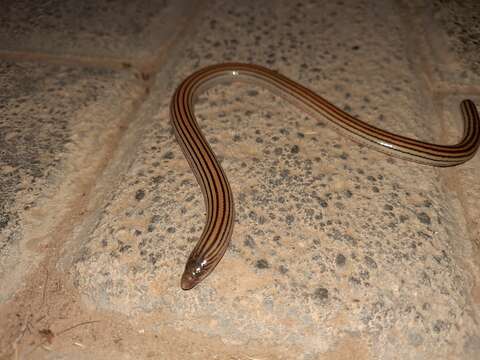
[
  {"x1": 179, "y1": 87, "x2": 233, "y2": 259},
  {"x1": 173, "y1": 75, "x2": 233, "y2": 259},
  {"x1": 172, "y1": 88, "x2": 224, "y2": 250}
]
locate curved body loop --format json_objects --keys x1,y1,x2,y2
[{"x1": 170, "y1": 63, "x2": 480, "y2": 289}]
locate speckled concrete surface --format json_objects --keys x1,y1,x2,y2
[
  {"x1": 0, "y1": 60, "x2": 146, "y2": 302},
  {"x1": 430, "y1": 0, "x2": 480, "y2": 84},
  {"x1": 0, "y1": 0, "x2": 194, "y2": 65},
  {"x1": 405, "y1": 0, "x2": 480, "y2": 87},
  {"x1": 1, "y1": 0, "x2": 480, "y2": 359}
]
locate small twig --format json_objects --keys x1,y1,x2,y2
[
  {"x1": 41, "y1": 267, "x2": 49, "y2": 307},
  {"x1": 25, "y1": 321, "x2": 33, "y2": 335},
  {"x1": 13, "y1": 315, "x2": 31, "y2": 360},
  {"x1": 56, "y1": 320, "x2": 101, "y2": 336},
  {"x1": 24, "y1": 320, "x2": 100, "y2": 357}
]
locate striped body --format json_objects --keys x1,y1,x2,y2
[{"x1": 170, "y1": 63, "x2": 480, "y2": 290}]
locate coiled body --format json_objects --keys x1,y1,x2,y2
[{"x1": 170, "y1": 63, "x2": 480, "y2": 290}]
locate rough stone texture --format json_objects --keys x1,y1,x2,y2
[
  {"x1": 0, "y1": 0, "x2": 194, "y2": 64},
  {"x1": 407, "y1": 0, "x2": 480, "y2": 85},
  {"x1": 0, "y1": 60, "x2": 145, "y2": 302},
  {"x1": 413, "y1": 3, "x2": 480, "y2": 356},
  {"x1": 431, "y1": 0, "x2": 480, "y2": 82},
  {"x1": 70, "y1": 0, "x2": 480, "y2": 359},
  {"x1": 1, "y1": 0, "x2": 480, "y2": 359}
]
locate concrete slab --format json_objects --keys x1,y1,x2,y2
[
  {"x1": 0, "y1": 59, "x2": 145, "y2": 302},
  {"x1": 70, "y1": 0, "x2": 480, "y2": 358},
  {"x1": 0, "y1": 0, "x2": 194, "y2": 66},
  {"x1": 408, "y1": 0, "x2": 480, "y2": 86}
]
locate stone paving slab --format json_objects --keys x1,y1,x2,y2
[
  {"x1": 442, "y1": 94, "x2": 480, "y2": 284},
  {"x1": 407, "y1": 0, "x2": 480, "y2": 87},
  {"x1": 70, "y1": 0, "x2": 480, "y2": 359},
  {"x1": 404, "y1": 1, "x2": 480, "y2": 301},
  {"x1": 1, "y1": 0, "x2": 479, "y2": 359},
  {"x1": 431, "y1": 0, "x2": 480, "y2": 85},
  {"x1": 0, "y1": 0, "x2": 194, "y2": 66},
  {"x1": 0, "y1": 60, "x2": 146, "y2": 302}
]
